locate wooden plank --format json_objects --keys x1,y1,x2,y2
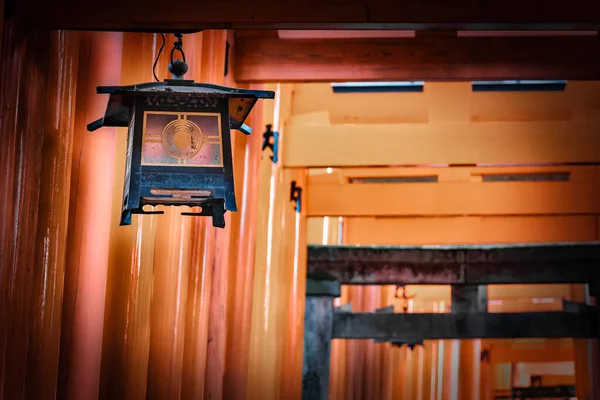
[
  {"x1": 235, "y1": 36, "x2": 600, "y2": 82},
  {"x1": 307, "y1": 181, "x2": 600, "y2": 217},
  {"x1": 291, "y1": 82, "x2": 599, "y2": 125},
  {"x1": 344, "y1": 216, "x2": 598, "y2": 245},
  {"x1": 307, "y1": 243, "x2": 600, "y2": 286},
  {"x1": 19, "y1": 0, "x2": 600, "y2": 31},
  {"x1": 307, "y1": 166, "x2": 600, "y2": 217},
  {"x1": 332, "y1": 312, "x2": 599, "y2": 340},
  {"x1": 285, "y1": 119, "x2": 600, "y2": 167},
  {"x1": 298, "y1": 82, "x2": 600, "y2": 122}
]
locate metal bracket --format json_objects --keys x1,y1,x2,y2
[
  {"x1": 262, "y1": 124, "x2": 279, "y2": 163},
  {"x1": 290, "y1": 181, "x2": 302, "y2": 212},
  {"x1": 480, "y1": 348, "x2": 490, "y2": 363}
]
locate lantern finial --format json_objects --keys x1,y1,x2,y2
[{"x1": 169, "y1": 33, "x2": 188, "y2": 79}]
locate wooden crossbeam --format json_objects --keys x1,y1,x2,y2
[
  {"x1": 286, "y1": 122, "x2": 600, "y2": 167},
  {"x1": 235, "y1": 36, "x2": 600, "y2": 82},
  {"x1": 306, "y1": 243, "x2": 600, "y2": 289},
  {"x1": 332, "y1": 311, "x2": 599, "y2": 339},
  {"x1": 306, "y1": 166, "x2": 600, "y2": 217},
  {"x1": 18, "y1": 1, "x2": 600, "y2": 31}
]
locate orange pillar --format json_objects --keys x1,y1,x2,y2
[
  {"x1": 147, "y1": 209, "x2": 192, "y2": 399},
  {"x1": 26, "y1": 30, "x2": 80, "y2": 400},
  {"x1": 58, "y1": 31, "x2": 123, "y2": 400},
  {"x1": 480, "y1": 344, "x2": 494, "y2": 400},
  {"x1": 362, "y1": 286, "x2": 386, "y2": 400},
  {"x1": 573, "y1": 284, "x2": 600, "y2": 400},
  {"x1": 279, "y1": 168, "x2": 308, "y2": 400},
  {"x1": 98, "y1": 32, "x2": 158, "y2": 400},
  {"x1": 329, "y1": 285, "x2": 349, "y2": 400},
  {"x1": 458, "y1": 340, "x2": 482, "y2": 400},
  {"x1": 222, "y1": 85, "x2": 266, "y2": 400},
  {"x1": 247, "y1": 83, "x2": 296, "y2": 400},
  {"x1": 348, "y1": 288, "x2": 366, "y2": 400},
  {"x1": 181, "y1": 218, "x2": 214, "y2": 399},
  {"x1": 196, "y1": 31, "x2": 236, "y2": 400},
  {"x1": 0, "y1": 24, "x2": 50, "y2": 400}
]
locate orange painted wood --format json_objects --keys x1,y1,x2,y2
[
  {"x1": 198, "y1": 30, "x2": 235, "y2": 400},
  {"x1": 222, "y1": 84, "x2": 265, "y2": 400},
  {"x1": 361, "y1": 286, "x2": 385, "y2": 400},
  {"x1": 279, "y1": 169, "x2": 308, "y2": 400},
  {"x1": 285, "y1": 121, "x2": 600, "y2": 167},
  {"x1": 458, "y1": 340, "x2": 482, "y2": 400},
  {"x1": 572, "y1": 285, "x2": 600, "y2": 399},
  {"x1": 247, "y1": 84, "x2": 297, "y2": 400},
  {"x1": 344, "y1": 286, "x2": 365, "y2": 400},
  {"x1": 421, "y1": 341, "x2": 435, "y2": 400},
  {"x1": 488, "y1": 344, "x2": 573, "y2": 364},
  {"x1": 147, "y1": 209, "x2": 192, "y2": 399},
  {"x1": 58, "y1": 31, "x2": 123, "y2": 400},
  {"x1": 181, "y1": 218, "x2": 214, "y2": 399},
  {"x1": 26, "y1": 30, "x2": 80, "y2": 399},
  {"x1": 0, "y1": 24, "x2": 49, "y2": 400},
  {"x1": 307, "y1": 166, "x2": 600, "y2": 217},
  {"x1": 99, "y1": 32, "x2": 158, "y2": 400},
  {"x1": 291, "y1": 82, "x2": 600, "y2": 126},
  {"x1": 235, "y1": 36, "x2": 600, "y2": 82},
  {"x1": 345, "y1": 215, "x2": 598, "y2": 245},
  {"x1": 480, "y1": 360, "x2": 493, "y2": 400}
]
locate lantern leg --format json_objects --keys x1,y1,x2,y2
[
  {"x1": 211, "y1": 202, "x2": 226, "y2": 228},
  {"x1": 181, "y1": 200, "x2": 227, "y2": 228}
]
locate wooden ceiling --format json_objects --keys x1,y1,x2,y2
[
  {"x1": 16, "y1": 0, "x2": 600, "y2": 31},
  {"x1": 14, "y1": 0, "x2": 600, "y2": 82},
  {"x1": 233, "y1": 31, "x2": 600, "y2": 82}
]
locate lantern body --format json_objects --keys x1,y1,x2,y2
[{"x1": 88, "y1": 80, "x2": 274, "y2": 228}]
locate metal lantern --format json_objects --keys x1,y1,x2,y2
[{"x1": 87, "y1": 33, "x2": 274, "y2": 228}]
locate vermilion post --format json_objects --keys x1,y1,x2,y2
[{"x1": 60, "y1": 31, "x2": 123, "y2": 400}]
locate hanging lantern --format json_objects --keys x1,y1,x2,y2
[{"x1": 87, "y1": 33, "x2": 274, "y2": 228}]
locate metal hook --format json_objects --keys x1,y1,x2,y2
[
  {"x1": 170, "y1": 33, "x2": 186, "y2": 63},
  {"x1": 168, "y1": 33, "x2": 188, "y2": 79}
]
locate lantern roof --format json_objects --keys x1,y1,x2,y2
[{"x1": 87, "y1": 79, "x2": 275, "y2": 134}]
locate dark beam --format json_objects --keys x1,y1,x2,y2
[
  {"x1": 302, "y1": 280, "x2": 338, "y2": 400},
  {"x1": 307, "y1": 243, "x2": 600, "y2": 288},
  {"x1": 332, "y1": 312, "x2": 599, "y2": 340},
  {"x1": 234, "y1": 36, "x2": 600, "y2": 82},
  {"x1": 18, "y1": 0, "x2": 600, "y2": 31}
]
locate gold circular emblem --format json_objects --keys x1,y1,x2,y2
[{"x1": 162, "y1": 118, "x2": 203, "y2": 160}]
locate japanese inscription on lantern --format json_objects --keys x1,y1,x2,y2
[{"x1": 142, "y1": 111, "x2": 223, "y2": 167}]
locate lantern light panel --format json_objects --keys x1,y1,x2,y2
[{"x1": 87, "y1": 44, "x2": 274, "y2": 228}]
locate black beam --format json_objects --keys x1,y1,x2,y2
[
  {"x1": 332, "y1": 311, "x2": 599, "y2": 340},
  {"x1": 307, "y1": 243, "x2": 600, "y2": 288},
  {"x1": 19, "y1": 0, "x2": 600, "y2": 31}
]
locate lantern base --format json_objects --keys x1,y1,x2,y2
[{"x1": 120, "y1": 199, "x2": 227, "y2": 228}]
